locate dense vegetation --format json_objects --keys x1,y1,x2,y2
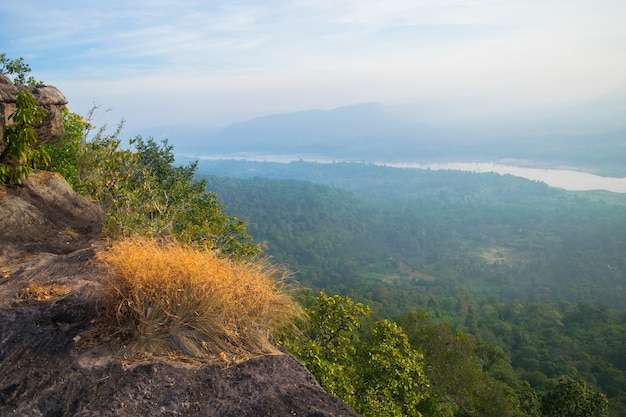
[
  {"x1": 198, "y1": 160, "x2": 626, "y2": 415},
  {"x1": 0, "y1": 54, "x2": 48, "y2": 184},
  {"x1": 2, "y1": 54, "x2": 257, "y2": 258},
  {"x1": 42, "y1": 122, "x2": 259, "y2": 258},
  {"x1": 3, "y1": 55, "x2": 622, "y2": 416},
  {"x1": 200, "y1": 161, "x2": 626, "y2": 310},
  {"x1": 280, "y1": 290, "x2": 612, "y2": 416}
]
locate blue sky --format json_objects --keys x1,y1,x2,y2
[{"x1": 2, "y1": 0, "x2": 625, "y2": 131}]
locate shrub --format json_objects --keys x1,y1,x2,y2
[
  {"x1": 0, "y1": 90, "x2": 49, "y2": 184},
  {"x1": 43, "y1": 120, "x2": 259, "y2": 259},
  {"x1": 1, "y1": 54, "x2": 47, "y2": 184},
  {"x1": 96, "y1": 237, "x2": 300, "y2": 362},
  {"x1": 40, "y1": 107, "x2": 92, "y2": 190}
]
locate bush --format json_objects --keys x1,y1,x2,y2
[
  {"x1": 0, "y1": 90, "x2": 49, "y2": 184},
  {"x1": 43, "y1": 116, "x2": 259, "y2": 258},
  {"x1": 1, "y1": 54, "x2": 47, "y2": 184},
  {"x1": 97, "y1": 237, "x2": 300, "y2": 362},
  {"x1": 40, "y1": 107, "x2": 92, "y2": 190}
]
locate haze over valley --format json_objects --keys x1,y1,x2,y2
[
  {"x1": 155, "y1": 88, "x2": 626, "y2": 197},
  {"x1": 4, "y1": 0, "x2": 626, "y2": 414},
  {"x1": 159, "y1": 89, "x2": 626, "y2": 182}
]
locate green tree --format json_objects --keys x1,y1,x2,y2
[
  {"x1": 356, "y1": 320, "x2": 429, "y2": 416},
  {"x1": 119, "y1": 136, "x2": 259, "y2": 257},
  {"x1": 397, "y1": 310, "x2": 527, "y2": 417},
  {"x1": 541, "y1": 376, "x2": 608, "y2": 417},
  {"x1": 0, "y1": 89, "x2": 49, "y2": 184},
  {"x1": 282, "y1": 292, "x2": 429, "y2": 416},
  {"x1": 518, "y1": 381, "x2": 541, "y2": 417},
  {"x1": 0, "y1": 53, "x2": 40, "y2": 85},
  {"x1": 282, "y1": 290, "x2": 370, "y2": 403}
]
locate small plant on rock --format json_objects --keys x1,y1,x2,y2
[{"x1": 0, "y1": 89, "x2": 49, "y2": 184}]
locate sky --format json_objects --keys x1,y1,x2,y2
[{"x1": 1, "y1": 0, "x2": 625, "y2": 131}]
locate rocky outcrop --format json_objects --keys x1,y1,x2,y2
[
  {"x1": 0, "y1": 74, "x2": 68, "y2": 153},
  {"x1": 0, "y1": 172, "x2": 361, "y2": 417},
  {"x1": 0, "y1": 171, "x2": 103, "y2": 262}
]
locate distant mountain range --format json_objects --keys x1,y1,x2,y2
[{"x1": 138, "y1": 92, "x2": 626, "y2": 175}]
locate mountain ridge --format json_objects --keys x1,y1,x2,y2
[{"x1": 149, "y1": 94, "x2": 626, "y2": 174}]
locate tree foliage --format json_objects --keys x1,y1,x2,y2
[
  {"x1": 201, "y1": 165, "x2": 625, "y2": 413},
  {"x1": 40, "y1": 107, "x2": 92, "y2": 189},
  {"x1": 0, "y1": 53, "x2": 40, "y2": 85},
  {"x1": 0, "y1": 89, "x2": 49, "y2": 184},
  {"x1": 282, "y1": 291, "x2": 429, "y2": 416},
  {"x1": 397, "y1": 311, "x2": 529, "y2": 417},
  {"x1": 0, "y1": 54, "x2": 48, "y2": 184},
  {"x1": 356, "y1": 320, "x2": 429, "y2": 416},
  {"x1": 282, "y1": 291, "x2": 369, "y2": 402},
  {"x1": 541, "y1": 376, "x2": 608, "y2": 417},
  {"x1": 284, "y1": 293, "x2": 615, "y2": 416},
  {"x1": 202, "y1": 167, "x2": 626, "y2": 310},
  {"x1": 42, "y1": 115, "x2": 259, "y2": 258}
]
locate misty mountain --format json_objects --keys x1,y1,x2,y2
[
  {"x1": 164, "y1": 102, "x2": 481, "y2": 161},
  {"x1": 197, "y1": 102, "x2": 460, "y2": 160},
  {"x1": 153, "y1": 92, "x2": 626, "y2": 174}
]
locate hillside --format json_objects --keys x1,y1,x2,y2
[
  {"x1": 196, "y1": 161, "x2": 626, "y2": 414},
  {"x1": 199, "y1": 161, "x2": 626, "y2": 312},
  {"x1": 0, "y1": 171, "x2": 361, "y2": 417}
]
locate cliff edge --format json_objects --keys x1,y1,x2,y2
[{"x1": 0, "y1": 172, "x2": 361, "y2": 417}]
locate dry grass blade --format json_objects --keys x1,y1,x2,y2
[
  {"x1": 96, "y1": 237, "x2": 300, "y2": 362},
  {"x1": 17, "y1": 281, "x2": 70, "y2": 300}
]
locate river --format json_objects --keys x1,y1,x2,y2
[
  {"x1": 388, "y1": 162, "x2": 626, "y2": 193},
  {"x1": 191, "y1": 153, "x2": 626, "y2": 194}
]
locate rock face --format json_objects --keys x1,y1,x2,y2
[
  {"x1": 0, "y1": 171, "x2": 103, "y2": 261},
  {"x1": 0, "y1": 74, "x2": 68, "y2": 153},
  {"x1": 0, "y1": 172, "x2": 361, "y2": 417}
]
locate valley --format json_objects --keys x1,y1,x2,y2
[{"x1": 193, "y1": 159, "x2": 626, "y2": 414}]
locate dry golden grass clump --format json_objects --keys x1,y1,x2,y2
[
  {"x1": 17, "y1": 281, "x2": 71, "y2": 300},
  {"x1": 97, "y1": 237, "x2": 300, "y2": 362}
]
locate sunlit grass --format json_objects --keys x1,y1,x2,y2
[
  {"x1": 17, "y1": 281, "x2": 70, "y2": 300},
  {"x1": 97, "y1": 237, "x2": 300, "y2": 362}
]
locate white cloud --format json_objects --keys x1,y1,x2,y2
[{"x1": 2, "y1": 0, "x2": 625, "y2": 128}]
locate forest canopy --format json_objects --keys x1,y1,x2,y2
[{"x1": 198, "y1": 160, "x2": 626, "y2": 415}]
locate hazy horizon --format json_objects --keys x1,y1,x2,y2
[{"x1": 2, "y1": 1, "x2": 626, "y2": 132}]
